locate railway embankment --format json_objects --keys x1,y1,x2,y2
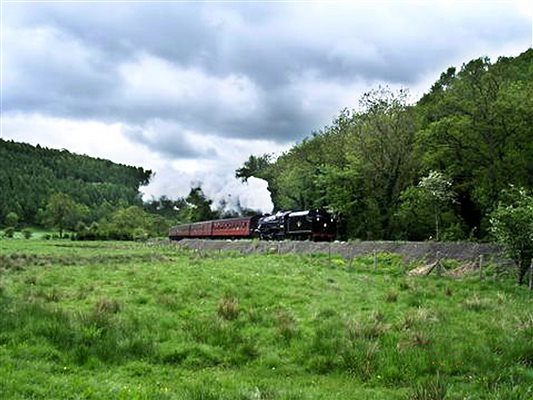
[{"x1": 163, "y1": 239, "x2": 505, "y2": 264}]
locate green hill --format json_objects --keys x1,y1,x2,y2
[{"x1": 0, "y1": 139, "x2": 152, "y2": 226}]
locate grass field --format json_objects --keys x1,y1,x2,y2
[{"x1": 0, "y1": 239, "x2": 532, "y2": 399}]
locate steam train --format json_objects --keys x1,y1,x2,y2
[{"x1": 169, "y1": 209, "x2": 336, "y2": 241}]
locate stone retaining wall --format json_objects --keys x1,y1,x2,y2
[{"x1": 164, "y1": 239, "x2": 505, "y2": 264}]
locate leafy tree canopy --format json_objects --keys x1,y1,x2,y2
[
  {"x1": 236, "y1": 49, "x2": 533, "y2": 242},
  {"x1": 43, "y1": 193, "x2": 89, "y2": 238}
]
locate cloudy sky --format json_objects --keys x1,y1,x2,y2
[{"x1": 1, "y1": 1, "x2": 531, "y2": 212}]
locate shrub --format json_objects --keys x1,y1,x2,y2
[
  {"x1": 490, "y1": 186, "x2": 533, "y2": 285},
  {"x1": 21, "y1": 228, "x2": 32, "y2": 239},
  {"x1": 132, "y1": 227, "x2": 148, "y2": 241},
  {"x1": 5, "y1": 211, "x2": 19, "y2": 228},
  {"x1": 4, "y1": 227, "x2": 15, "y2": 238}
]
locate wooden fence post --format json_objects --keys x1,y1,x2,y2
[{"x1": 529, "y1": 259, "x2": 533, "y2": 291}]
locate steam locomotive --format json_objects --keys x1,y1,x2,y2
[{"x1": 169, "y1": 209, "x2": 336, "y2": 241}]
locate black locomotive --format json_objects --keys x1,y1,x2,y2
[
  {"x1": 255, "y1": 209, "x2": 336, "y2": 241},
  {"x1": 169, "y1": 209, "x2": 336, "y2": 241}
]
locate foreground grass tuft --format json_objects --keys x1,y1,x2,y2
[
  {"x1": 407, "y1": 374, "x2": 448, "y2": 400},
  {"x1": 217, "y1": 295, "x2": 241, "y2": 320}
]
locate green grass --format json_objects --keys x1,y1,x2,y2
[{"x1": 0, "y1": 239, "x2": 532, "y2": 399}]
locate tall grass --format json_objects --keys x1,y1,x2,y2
[{"x1": 0, "y1": 240, "x2": 532, "y2": 399}]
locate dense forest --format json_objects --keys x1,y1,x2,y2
[
  {"x1": 0, "y1": 139, "x2": 153, "y2": 225},
  {"x1": 236, "y1": 49, "x2": 533, "y2": 241},
  {"x1": 0, "y1": 140, "x2": 152, "y2": 230}
]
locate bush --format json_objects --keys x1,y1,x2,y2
[
  {"x1": 5, "y1": 212, "x2": 19, "y2": 228},
  {"x1": 4, "y1": 227, "x2": 15, "y2": 238},
  {"x1": 132, "y1": 228, "x2": 148, "y2": 241},
  {"x1": 490, "y1": 186, "x2": 533, "y2": 285},
  {"x1": 21, "y1": 229, "x2": 32, "y2": 239}
]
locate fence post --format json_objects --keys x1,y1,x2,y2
[
  {"x1": 529, "y1": 259, "x2": 533, "y2": 291},
  {"x1": 373, "y1": 250, "x2": 377, "y2": 270},
  {"x1": 479, "y1": 254, "x2": 483, "y2": 281},
  {"x1": 436, "y1": 251, "x2": 443, "y2": 276}
]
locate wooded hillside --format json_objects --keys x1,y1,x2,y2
[
  {"x1": 0, "y1": 139, "x2": 152, "y2": 226},
  {"x1": 237, "y1": 49, "x2": 533, "y2": 241}
]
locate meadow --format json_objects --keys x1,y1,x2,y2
[{"x1": 0, "y1": 239, "x2": 532, "y2": 399}]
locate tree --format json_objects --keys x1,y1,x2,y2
[
  {"x1": 345, "y1": 87, "x2": 418, "y2": 237},
  {"x1": 394, "y1": 171, "x2": 460, "y2": 241},
  {"x1": 103, "y1": 206, "x2": 160, "y2": 239},
  {"x1": 43, "y1": 193, "x2": 88, "y2": 238},
  {"x1": 144, "y1": 195, "x2": 185, "y2": 221},
  {"x1": 5, "y1": 212, "x2": 19, "y2": 228},
  {"x1": 417, "y1": 171, "x2": 456, "y2": 241},
  {"x1": 179, "y1": 187, "x2": 219, "y2": 223},
  {"x1": 233, "y1": 50, "x2": 533, "y2": 241},
  {"x1": 490, "y1": 187, "x2": 533, "y2": 285},
  {"x1": 235, "y1": 154, "x2": 272, "y2": 182},
  {"x1": 417, "y1": 50, "x2": 533, "y2": 237}
]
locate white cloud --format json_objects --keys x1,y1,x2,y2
[
  {"x1": 118, "y1": 53, "x2": 261, "y2": 118},
  {"x1": 0, "y1": 113, "x2": 150, "y2": 166}
]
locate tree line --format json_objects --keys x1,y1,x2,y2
[{"x1": 236, "y1": 49, "x2": 533, "y2": 243}]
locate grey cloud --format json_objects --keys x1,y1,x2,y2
[
  {"x1": 3, "y1": 1, "x2": 531, "y2": 155},
  {"x1": 124, "y1": 121, "x2": 217, "y2": 159}
]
